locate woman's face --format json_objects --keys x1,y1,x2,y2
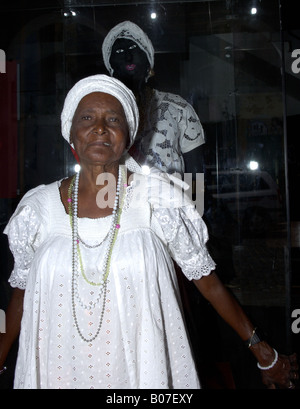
[
  {"x1": 70, "y1": 92, "x2": 129, "y2": 168},
  {"x1": 109, "y1": 38, "x2": 150, "y2": 87}
]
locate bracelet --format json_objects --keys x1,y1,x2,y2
[
  {"x1": 257, "y1": 348, "x2": 278, "y2": 370},
  {"x1": 0, "y1": 366, "x2": 7, "y2": 376},
  {"x1": 244, "y1": 327, "x2": 263, "y2": 348}
]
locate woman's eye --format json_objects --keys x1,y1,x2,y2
[
  {"x1": 129, "y1": 44, "x2": 137, "y2": 50},
  {"x1": 115, "y1": 48, "x2": 124, "y2": 54},
  {"x1": 81, "y1": 115, "x2": 92, "y2": 120}
]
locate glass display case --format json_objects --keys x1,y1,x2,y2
[{"x1": 0, "y1": 0, "x2": 299, "y2": 389}]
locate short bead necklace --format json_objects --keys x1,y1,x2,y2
[{"x1": 68, "y1": 166, "x2": 126, "y2": 342}]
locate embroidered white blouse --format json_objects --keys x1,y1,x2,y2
[
  {"x1": 4, "y1": 171, "x2": 215, "y2": 389},
  {"x1": 133, "y1": 89, "x2": 205, "y2": 175}
]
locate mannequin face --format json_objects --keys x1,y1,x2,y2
[{"x1": 109, "y1": 38, "x2": 150, "y2": 90}]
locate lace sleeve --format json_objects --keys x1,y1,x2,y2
[
  {"x1": 153, "y1": 205, "x2": 216, "y2": 281},
  {"x1": 4, "y1": 192, "x2": 47, "y2": 290}
]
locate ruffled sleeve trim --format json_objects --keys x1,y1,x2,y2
[
  {"x1": 4, "y1": 184, "x2": 50, "y2": 289},
  {"x1": 152, "y1": 205, "x2": 216, "y2": 281}
]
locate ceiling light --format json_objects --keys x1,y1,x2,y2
[{"x1": 249, "y1": 161, "x2": 259, "y2": 170}]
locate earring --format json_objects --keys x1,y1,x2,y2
[
  {"x1": 149, "y1": 68, "x2": 155, "y2": 77},
  {"x1": 145, "y1": 68, "x2": 155, "y2": 83}
]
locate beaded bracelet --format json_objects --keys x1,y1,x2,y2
[
  {"x1": 0, "y1": 366, "x2": 7, "y2": 376},
  {"x1": 257, "y1": 348, "x2": 278, "y2": 370}
]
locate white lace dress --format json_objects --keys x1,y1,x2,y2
[{"x1": 4, "y1": 171, "x2": 215, "y2": 389}]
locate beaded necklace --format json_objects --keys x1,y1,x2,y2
[{"x1": 68, "y1": 166, "x2": 126, "y2": 342}]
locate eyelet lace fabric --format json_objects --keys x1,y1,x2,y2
[
  {"x1": 5, "y1": 206, "x2": 40, "y2": 289},
  {"x1": 152, "y1": 206, "x2": 216, "y2": 281},
  {"x1": 4, "y1": 175, "x2": 215, "y2": 389},
  {"x1": 4, "y1": 187, "x2": 48, "y2": 289}
]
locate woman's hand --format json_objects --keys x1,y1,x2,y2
[
  {"x1": 193, "y1": 273, "x2": 299, "y2": 389},
  {"x1": 0, "y1": 288, "x2": 24, "y2": 370},
  {"x1": 260, "y1": 353, "x2": 299, "y2": 389}
]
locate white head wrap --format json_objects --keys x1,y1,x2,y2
[
  {"x1": 102, "y1": 21, "x2": 154, "y2": 77},
  {"x1": 61, "y1": 74, "x2": 139, "y2": 148}
]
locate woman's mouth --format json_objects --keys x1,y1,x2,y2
[
  {"x1": 126, "y1": 64, "x2": 136, "y2": 71},
  {"x1": 89, "y1": 141, "x2": 111, "y2": 147}
]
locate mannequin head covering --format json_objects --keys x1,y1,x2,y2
[
  {"x1": 102, "y1": 21, "x2": 155, "y2": 78},
  {"x1": 61, "y1": 74, "x2": 139, "y2": 149}
]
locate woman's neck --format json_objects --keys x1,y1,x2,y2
[
  {"x1": 59, "y1": 163, "x2": 122, "y2": 219},
  {"x1": 79, "y1": 163, "x2": 119, "y2": 192},
  {"x1": 77, "y1": 164, "x2": 120, "y2": 218}
]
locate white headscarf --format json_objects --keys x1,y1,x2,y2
[
  {"x1": 102, "y1": 21, "x2": 155, "y2": 78},
  {"x1": 61, "y1": 74, "x2": 139, "y2": 148}
]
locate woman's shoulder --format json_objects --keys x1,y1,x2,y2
[
  {"x1": 16, "y1": 180, "x2": 62, "y2": 211},
  {"x1": 154, "y1": 89, "x2": 190, "y2": 109},
  {"x1": 23, "y1": 180, "x2": 60, "y2": 197},
  {"x1": 4, "y1": 180, "x2": 63, "y2": 236}
]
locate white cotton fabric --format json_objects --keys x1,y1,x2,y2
[
  {"x1": 133, "y1": 89, "x2": 205, "y2": 175},
  {"x1": 4, "y1": 172, "x2": 215, "y2": 389}
]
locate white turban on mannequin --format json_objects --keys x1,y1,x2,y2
[
  {"x1": 102, "y1": 21, "x2": 155, "y2": 79},
  {"x1": 61, "y1": 74, "x2": 139, "y2": 149}
]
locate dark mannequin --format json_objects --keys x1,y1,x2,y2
[
  {"x1": 110, "y1": 38, "x2": 149, "y2": 97},
  {"x1": 109, "y1": 38, "x2": 204, "y2": 178}
]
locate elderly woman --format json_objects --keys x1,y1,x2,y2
[{"x1": 0, "y1": 75, "x2": 298, "y2": 389}]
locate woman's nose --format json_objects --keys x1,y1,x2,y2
[{"x1": 94, "y1": 118, "x2": 106, "y2": 134}]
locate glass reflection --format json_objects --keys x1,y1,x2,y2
[{"x1": 0, "y1": 0, "x2": 298, "y2": 389}]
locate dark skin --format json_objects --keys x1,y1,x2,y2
[
  {"x1": 0, "y1": 92, "x2": 298, "y2": 389},
  {"x1": 110, "y1": 38, "x2": 150, "y2": 96},
  {"x1": 61, "y1": 91, "x2": 131, "y2": 219},
  {"x1": 109, "y1": 38, "x2": 204, "y2": 176},
  {"x1": 194, "y1": 275, "x2": 299, "y2": 388}
]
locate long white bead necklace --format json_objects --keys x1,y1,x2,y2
[{"x1": 68, "y1": 166, "x2": 125, "y2": 342}]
